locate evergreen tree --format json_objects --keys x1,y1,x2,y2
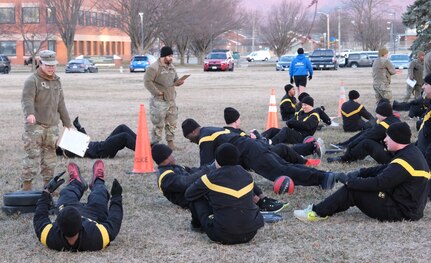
[{"x1": 402, "y1": 0, "x2": 431, "y2": 52}]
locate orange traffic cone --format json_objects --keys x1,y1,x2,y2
[
  {"x1": 337, "y1": 83, "x2": 346, "y2": 117},
  {"x1": 132, "y1": 104, "x2": 154, "y2": 174},
  {"x1": 266, "y1": 88, "x2": 279, "y2": 130}
]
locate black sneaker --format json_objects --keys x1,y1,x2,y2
[
  {"x1": 327, "y1": 156, "x2": 343, "y2": 163},
  {"x1": 258, "y1": 197, "x2": 286, "y2": 213},
  {"x1": 190, "y1": 220, "x2": 204, "y2": 233}
]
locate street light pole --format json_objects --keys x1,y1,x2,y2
[
  {"x1": 138, "y1": 12, "x2": 144, "y2": 54},
  {"x1": 318, "y1": 12, "x2": 330, "y2": 49},
  {"x1": 337, "y1": 8, "x2": 341, "y2": 55}
]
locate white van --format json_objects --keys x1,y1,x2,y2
[{"x1": 246, "y1": 50, "x2": 271, "y2": 62}]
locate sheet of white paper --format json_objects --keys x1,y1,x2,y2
[
  {"x1": 406, "y1": 78, "x2": 417, "y2": 88},
  {"x1": 58, "y1": 128, "x2": 90, "y2": 157}
]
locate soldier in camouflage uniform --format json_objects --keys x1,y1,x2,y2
[
  {"x1": 21, "y1": 50, "x2": 72, "y2": 191},
  {"x1": 372, "y1": 47, "x2": 396, "y2": 103},
  {"x1": 144, "y1": 46, "x2": 185, "y2": 150},
  {"x1": 404, "y1": 51, "x2": 425, "y2": 101}
]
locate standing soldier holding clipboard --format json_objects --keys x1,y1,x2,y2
[{"x1": 144, "y1": 46, "x2": 188, "y2": 150}]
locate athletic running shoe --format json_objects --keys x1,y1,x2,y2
[{"x1": 294, "y1": 204, "x2": 328, "y2": 222}]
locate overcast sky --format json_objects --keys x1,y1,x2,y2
[{"x1": 245, "y1": 0, "x2": 415, "y2": 17}]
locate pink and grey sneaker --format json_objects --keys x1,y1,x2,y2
[
  {"x1": 68, "y1": 162, "x2": 88, "y2": 191},
  {"x1": 90, "y1": 160, "x2": 105, "y2": 190}
]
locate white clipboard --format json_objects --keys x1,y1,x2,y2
[
  {"x1": 57, "y1": 128, "x2": 90, "y2": 157},
  {"x1": 406, "y1": 78, "x2": 417, "y2": 88}
]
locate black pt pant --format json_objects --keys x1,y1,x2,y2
[
  {"x1": 343, "y1": 139, "x2": 392, "y2": 164},
  {"x1": 313, "y1": 186, "x2": 404, "y2": 222},
  {"x1": 97, "y1": 124, "x2": 136, "y2": 158},
  {"x1": 262, "y1": 127, "x2": 303, "y2": 145}
]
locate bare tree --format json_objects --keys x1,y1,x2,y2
[
  {"x1": 342, "y1": 0, "x2": 390, "y2": 50},
  {"x1": 99, "y1": 0, "x2": 161, "y2": 54},
  {"x1": 261, "y1": 0, "x2": 308, "y2": 58},
  {"x1": 44, "y1": 0, "x2": 84, "y2": 61}
]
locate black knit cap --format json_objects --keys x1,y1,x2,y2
[
  {"x1": 387, "y1": 122, "x2": 411, "y2": 144},
  {"x1": 376, "y1": 102, "x2": 393, "y2": 117},
  {"x1": 215, "y1": 143, "x2": 240, "y2": 166},
  {"x1": 297, "y1": 48, "x2": 304, "y2": 54},
  {"x1": 151, "y1": 144, "x2": 173, "y2": 165},
  {"x1": 224, "y1": 107, "x2": 240, "y2": 124},
  {"x1": 348, "y1": 90, "x2": 360, "y2": 100},
  {"x1": 424, "y1": 74, "x2": 431, "y2": 85},
  {"x1": 56, "y1": 206, "x2": 82, "y2": 237},
  {"x1": 301, "y1": 96, "x2": 314, "y2": 107},
  {"x1": 181, "y1": 118, "x2": 200, "y2": 137},
  {"x1": 298, "y1": 92, "x2": 310, "y2": 102},
  {"x1": 284, "y1": 84, "x2": 294, "y2": 93},
  {"x1": 160, "y1": 46, "x2": 173, "y2": 57}
]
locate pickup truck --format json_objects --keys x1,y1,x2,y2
[{"x1": 309, "y1": 49, "x2": 338, "y2": 70}]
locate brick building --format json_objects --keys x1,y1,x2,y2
[{"x1": 0, "y1": 0, "x2": 131, "y2": 65}]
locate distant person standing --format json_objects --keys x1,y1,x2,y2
[
  {"x1": 289, "y1": 48, "x2": 313, "y2": 96},
  {"x1": 372, "y1": 47, "x2": 396, "y2": 103},
  {"x1": 404, "y1": 51, "x2": 425, "y2": 101},
  {"x1": 424, "y1": 51, "x2": 431, "y2": 77},
  {"x1": 144, "y1": 46, "x2": 185, "y2": 150},
  {"x1": 21, "y1": 50, "x2": 72, "y2": 191}
]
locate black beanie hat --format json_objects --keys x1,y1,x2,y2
[
  {"x1": 215, "y1": 143, "x2": 240, "y2": 166},
  {"x1": 376, "y1": 102, "x2": 393, "y2": 117},
  {"x1": 301, "y1": 96, "x2": 314, "y2": 107},
  {"x1": 424, "y1": 74, "x2": 431, "y2": 85},
  {"x1": 297, "y1": 48, "x2": 304, "y2": 54},
  {"x1": 160, "y1": 46, "x2": 173, "y2": 57},
  {"x1": 348, "y1": 90, "x2": 360, "y2": 100},
  {"x1": 151, "y1": 144, "x2": 173, "y2": 165},
  {"x1": 284, "y1": 84, "x2": 294, "y2": 93},
  {"x1": 298, "y1": 92, "x2": 310, "y2": 102},
  {"x1": 57, "y1": 206, "x2": 82, "y2": 237},
  {"x1": 387, "y1": 122, "x2": 411, "y2": 144},
  {"x1": 224, "y1": 107, "x2": 240, "y2": 124},
  {"x1": 182, "y1": 118, "x2": 200, "y2": 137}
]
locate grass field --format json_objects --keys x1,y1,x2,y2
[{"x1": 1, "y1": 64, "x2": 431, "y2": 262}]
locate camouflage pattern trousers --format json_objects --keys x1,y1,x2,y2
[
  {"x1": 373, "y1": 84, "x2": 392, "y2": 103},
  {"x1": 403, "y1": 83, "x2": 423, "y2": 102},
  {"x1": 21, "y1": 124, "x2": 59, "y2": 183},
  {"x1": 149, "y1": 97, "x2": 178, "y2": 144}
]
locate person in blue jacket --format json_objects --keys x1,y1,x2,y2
[{"x1": 290, "y1": 48, "x2": 313, "y2": 96}]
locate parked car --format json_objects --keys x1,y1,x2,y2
[
  {"x1": 309, "y1": 49, "x2": 338, "y2": 70},
  {"x1": 362, "y1": 51, "x2": 378, "y2": 63},
  {"x1": 129, "y1": 54, "x2": 157, "y2": 72},
  {"x1": 344, "y1": 52, "x2": 373, "y2": 68},
  {"x1": 0, "y1": 54, "x2": 11, "y2": 74},
  {"x1": 246, "y1": 50, "x2": 271, "y2": 62},
  {"x1": 276, "y1": 55, "x2": 295, "y2": 71},
  {"x1": 389, "y1": 54, "x2": 411, "y2": 69},
  {"x1": 203, "y1": 51, "x2": 234, "y2": 71},
  {"x1": 65, "y1": 59, "x2": 98, "y2": 73}
]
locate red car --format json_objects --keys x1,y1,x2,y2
[{"x1": 203, "y1": 51, "x2": 234, "y2": 71}]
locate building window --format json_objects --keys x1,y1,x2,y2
[
  {"x1": 48, "y1": 40, "x2": 56, "y2": 52},
  {"x1": 78, "y1": 10, "x2": 84, "y2": 25},
  {"x1": 0, "y1": 41, "x2": 16, "y2": 55},
  {"x1": 85, "y1": 11, "x2": 91, "y2": 26},
  {"x1": 46, "y1": 7, "x2": 55, "y2": 24},
  {"x1": 106, "y1": 42, "x2": 110, "y2": 55},
  {"x1": 112, "y1": 42, "x2": 116, "y2": 55},
  {"x1": 93, "y1": 41, "x2": 97, "y2": 54},
  {"x1": 24, "y1": 40, "x2": 41, "y2": 55},
  {"x1": 79, "y1": 41, "x2": 84, "y2": 55},
  {"x1": 86, "y1": 41, "x2": 91, "y2": 55},
  {"x1": 22, "y1": 7, "x2": 40, "y2": 24},
  {"x1": 99, "y1": 42, "x2": 104, "y2": 55},
  {"x1": 90, "y1": 12, "x2": 97, "y2": 26},
  {"x1": 0, "y1": 7, "x2": 15, "y2": 23}
]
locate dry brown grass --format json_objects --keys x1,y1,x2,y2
[{"x1": 1, "y1": 64, "x2": 431, "y2": 262}]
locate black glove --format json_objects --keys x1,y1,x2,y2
[
  {"x1": 44, "y1": 171, "x2": 66, "y2": 193},
  {"x1": 308, "y1": 75, "x2": 312, "y2": 80},
  {"x1": 347, "y1": 169, "x2": 361, "y2": 179},
  {"x1": 290, "y1": 77, "x2": 294, "y2": 84},
  {"x1": 252, "y1": 129, "x2": 263, "y2": 140},
  {"x1": 334, "y1": 172, "x2": 348, "y2": 184},
  {"x1": 110, "y1": 179, "x2": 122, "y2": 196},
  {"x1": 320, "y1": 106, "x2": 326, "y2": 111}
]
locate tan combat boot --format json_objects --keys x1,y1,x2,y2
[
  {"x1": 167, "y1": 140, "x2": 176, "y2": 150},
  {"x1": 21, "y1": 181, "x2": 33, "y2": 191}
]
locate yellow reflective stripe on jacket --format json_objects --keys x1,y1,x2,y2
[
  {"x1": 158, "y1": 170, "x2": 174, "y2": 192},
  {"x1": 199, "y1": 129, "x2": 230, "y2": 145},
  {"x1": 304, "y1": 112, "x2": 321, "y2": 122},
  {"x1": 201, "y1": 175, "x2": 254, "y2": 198},
  {"x1": 419, "y1": 111, "x2": 431, "y2": 131},
  {"x1": 40, "y1": 224, "x2": 53, "y2": 247},
  {"x1": 95, "y1": 223, "x2": 110, "y2": 249},
  {"x1": 341, "y1": 105, "x2": 364, "y2": 117},
  {"x1": 391, "y1": 158, "x2": 431, "y2": 179},
  {"x1": 239, "y1": 131, "x2": 247, "y2": 137},
  {"x1": 379, "y1": 121, "x2": 389, "y2": 129},
  {"x1": 280, "y1": 98, "x2": 295, "y2": 108}
]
